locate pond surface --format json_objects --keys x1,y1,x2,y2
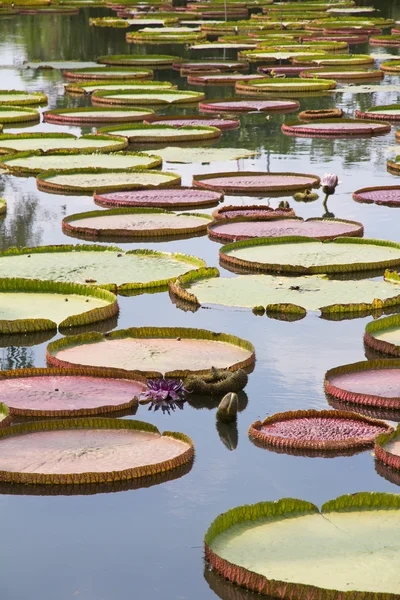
[{"x1": 1, "y1": 1, "x2": 400, "y2": 599}]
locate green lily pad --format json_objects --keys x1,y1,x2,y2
[
  {"x1": 356, "y1": 104, "x2": 400, "y2": 121},
  {"x1": 205, "y1": 493, "x2": 400, "y2": 598},
  {"x1": 1, "y1": 151, "x2": 162, "y2": 175},
  {"x1": 97, "y1": 124, "x2": 220, "y2": 143},
  {"x1": 91, "y1": 89, "x2": 205, "y2": 106},
  {"x1": 236, "y1": 78, "x2": 337, "y2": 94},
  {"x1": 170, "y1": 269, "x2": 400, "y2": 317},
  {"x1": 0, "y1": 90, "x2": 47, "y2": 106},
  {"x1": 0, "y1": 133, "x2": 127, "y2": 154},
  {"x1": 142, "y1": 146, "x2": 257, "y2": 163},
  {"x1": 63, "y1": 67, "x2": 154, "y2": 80},
  {"x1": 65, "y1": 80, "x2": 174, "y2": 95},
  {"x1": 0, "y1": 245, "x2": 205, "y2": 292},
  {"x1": 36, "y1": 169, "x2": 181, "y2": 194},
  {"x1": 46, "y1": 327, "x2": 255, "y2": 377},
  {"x1": 97, "y1": 54, "x2": 181, "y2": 67},
  {"x1": 62, "y1": 208, "x2": 212, "y2": 241},
  {"x1": 43, "y1": 107, "x2": 156, "y2": 125},
  {"x1": 0, "y1": 106, "x2": 40, "y2": 124},
  {"x1": 292, "y1": 54, "x2": 375, "y2": 65},
  {"x1": 0, "y1": 403, "x2": 9, "y2": 428},
  {"x1": 220, "y1": 237, "x2": 400, "y2": 275},
  {"x1": 0, "y1": 278, "x2": 118, "y2": 332},
  {"x1": 364, "y1": 313, "x2": 400, "y2": 358}
]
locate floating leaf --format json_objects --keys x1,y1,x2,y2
[
  {"x1": 1, "y1": 151, "x2": 162, "y2": 175},
  {"x1": 94, "y1": 187, "x2": 223, "y2": 210},
  {"x1": 143, "y1": 146, "x2": 255, "y2": 164},
  {"x1": 212, "y1": 204, "x2": 295, "y2": 220},
  {"x1": 300, "y1": 68, "x2": 384, "y2": 80},
  {"x1": 36, "y1": 168, "x2": 181, "y2": 194},
  {"x1": 143, "y1": 115, "x2": 240, "y2": 130},
  {"x1": 205, "y1": 493, "x2": 400, "y2": 597},
  {"x1": 63, "y1": 67, "x2": 154, "y2": 81},
  {"x1": 236, "y1": 77, "x2": 336, "y2": 95},
  {"x1": 199, "y1": 98, "x2": 299, "y2": 113},
  {"x1": 91, "y1": 89, "x2": 205, "y2": 106},
  {"x1": 193, "y1": 171, "x2": 320, "y2": 194},
  {"x1": 282, "y1": 118, "x2": 391, "y2": 137},
  {"x1": 356, "y1": 104, "x2": 400, "y2": 121},
  {"x1": 170, "y1": 270, "x2": 400, "y2": 318},
  {"x1": 249, "y1": 409, "x2": 391, "y2": 455},
  {"x1": 0, "y1": 367, "x2": 146, "y2": 417},
  {"x1": 97, "y1": 124, "x2": 221, "y2": 143},
  {"x1": 364, "y1": 313, "x2": 400, "y2": 358},
  {"x1": 0, "y1": 418, "x2": 194, "y2": 485},
  {"x1": 0, "y1": 277, "x2": 118, "y2": 332},
  {"x1": 220, "y1": 237, "x2": 400, "y2": 275},
  {"x1": 208, "y1": 217, "x2": 363, "y2": 243},
  {"x1": 62, "y1": 208, "x2": 212, "y2": 241},
  {"x1": 97, "y1": 54, "x2": 181, "y2": 67},
  {"x1": 43, "y1": 107, "x2": 156, "y2": 125},
  {"x1": 65, "y1": 80, "x2": 174, "y2": 95},
  {"x1": 0, "y1": 90, "x2": 47, "y2": 105},
  {"x1": 46, "y1": 327, "x2": 255, "y2": 377},
  {"x1": 0, "y1": 133, "x2": 127, "y2": 154},
  {"x1": 0, "y1": 106, "x2": 40, "y2": 124},
  {"x1": 325, "y1": 359, "x2": 400, "y2": 412},
  {"x1": 25, "y1": 61, "x2": 105, "y2": 69},
  {"x1": 353, "y1": 186, "x2": 400, "y2": 207},
  {"x1": 0, "y1": 245, "x2": 205, "y2": 292}
]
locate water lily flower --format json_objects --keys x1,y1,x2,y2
[
  {"x1": 322, "y1": 173, "x2": 341, "y2": 195},
  {"x1": 139, "y1": 377, "x2": 187, "y2": 414}
]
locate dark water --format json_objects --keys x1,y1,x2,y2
[{"x1": 1, "y1": 1, "x2": 400, "y2": 599}]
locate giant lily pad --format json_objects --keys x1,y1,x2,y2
[
  {"x1": 0, "y1": 133, "x2": 127, "y2": 155},
  {"x1": 65, "y1": 80, "x2": 174, "y2": 95},
  {"x1": 96, "y1": 54, "x2": 181, "y2": 67},
  {"x1": 0, "y1": 90, "x2": 47, "y2": 106},
  {"x1": 219, "y1": 237, "x2": 400, "y2": 275},
  {"x1": 0, "y1": 367, "x2": 146, "y2": 417},
  {"x1": 94, "y1": 187, "x2": 223, "y2": 210},
  {"x1": 36, "y1": 169, "x2": 181, "y2": 194},
  {"x1": 0, "y1": 245, "x2": 205, "y2": 292},
  {"x1": 375, "y1": 424, "x2": 400, "y2": 475},
  {"x1": 170, "y1": 269, "x2": 400, "y2": 317},
  {"x1": 249, "y1": 409, "x2": 391, "y2": 454},
  {"x1": 325, "y1": 359, "x2": 400, "y2": 412},
  {"x1": 370, "y1": 35, "x2": 400, "y2": 47},
  {"x1": 97, "y1": 124, "x2": 220, "y2": 143},
  {"x1": 205, "y1": 493, "x2": 400, "y2": 598},
  {"x1": 364, "y1": 313, "x2": 400, "y2": 357},
  {"x1": 0, "y1": 403, "x2": 9, "y2": 428},
  {"x1": 0, "y1": 418, "x2": 194, "y2": 485},
  {"x1": 173, "y1": 60, "x2": 248, "y2": 72},
  {"x1": 353, "y1": 186, "x2": 400, "y2": 207},
  {"x1": 0, "y1": 106, "x2": 40, "y2": 124},
  {"x1": 0, "y1": 278, "x2": 118, "y2": 333},
  {"x1": 46, "y1": 327, "x2": 255, "y2": 377},
  {"x1": 62, "y1": 208, "x2": 212, "y2": 241},
  {"x1": 292, "y1": 54, "x2": 375, "y2": 66},
  {"x1": 143, "y1": 147, "x2": 255, "y2": 164},
  {"x1": 300, "y1": 68, "x2": 384, "y2": 81},
  {"x1": 282, "y1": 119, "x2": 391, "y2": 137},
  {"x1": 1, "y1": 151, "x2": 162, "y2": 176},
  {"x1": 187, "y1": 73, "x2": 264, "y2": 85},
  {"x1": 126, "y1": 31, "x2": 206, "y2": 43},
  {"x1": 381, "y1": 60, "x2": 400, "y2": 73},
  {"x1": 63, "y1": 67, "x2": 154, "y2": 80},
  {"x1": 199, "y1": 98, "x2": 299, "y2": 113},
  {"x1": 143, "y1": 115, "x2": 240, "y2": 130},
  {"x1": 193, "y1": 172, "x2": 320, "y2": 194},
  {"x1": 208, "y1": 217, "x2": 363, "y2": 243},
  {"x1": 356, "y1": 105, "x2": 400, "y2": 121},
  {"x1": 43, "y1": 107, "x2": 156, "y2": 125},
  {"x1": 91, "y1": 89, "x2": 205, "y2": 106},
  {"x1": 235, "y1": 78, "x2": 336, "y2": 95}
]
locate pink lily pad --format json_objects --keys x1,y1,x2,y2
[
  {"x1": 199, "y1": 98, "x2": 299, "y2": 114},
  {"x1": 249, "y1": 409, "x2": 392, "y2": 455},
  {"x1": 208, "y1": 217, "x2": 363, "y2": 243},
  {"x1": 257, "y1": 66, "x2": 320, "y2": 76},
  {"x1": 0, "y1": 368, "x2": 145, "y2": 417},
  {"x1": 193, "y1": 171, "x2": 320, "y2": 194},
  {"x1": 94, "y1": 187, "x2": 223, "y2": 210},
  {"x1": 282, "y1": 120, "x2": 391, "y2": 137},
  {"x1": 353, "y1": 186, "x2": 400, "y2": 207}
]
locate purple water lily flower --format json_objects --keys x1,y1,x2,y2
[
  {"x1": 139, "y1": 377, "x2": 188, "y2": 414},
  {"x1": 322, "y1": 173, "x2": 340, "y2": 196}
]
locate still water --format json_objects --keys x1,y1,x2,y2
[{"x1": 1, "y1": 1, "x2": 400, "y2": 598}]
